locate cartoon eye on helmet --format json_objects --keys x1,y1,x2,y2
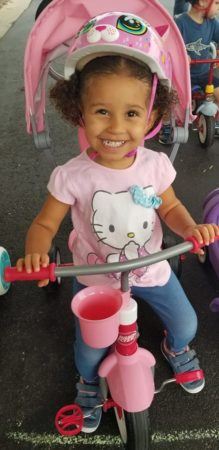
[
  {"x1": 116, "y1": 15, "x2": 148, "y2": 35},
  {"x1": 64, "y1": 11, "x2": 172, "y2": 88}
]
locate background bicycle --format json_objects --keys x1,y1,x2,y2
[{"x1": 191, "y1": 56, "x2": 219, "y2": 148}]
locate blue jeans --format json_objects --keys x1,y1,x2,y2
[
  {"x1": 72, "y1": 271, "x2": 197, "y2": 381},
  {"x1": 174, "y1": 0, "x2": 189, "y2": 15}
]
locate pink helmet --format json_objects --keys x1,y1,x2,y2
[{"x1": 64, "y1": 12, "x2": 172, "y2": 87}]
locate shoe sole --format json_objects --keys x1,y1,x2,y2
[
  {"x1": 82, "y1": 410, "x2": 102, "y2": 433},
  {"x1": 161, "y1": 343, "x2": 205, "y2": 394},
  {"x1": 179, "y1": 378, "x2": 205, "y2": 394}
]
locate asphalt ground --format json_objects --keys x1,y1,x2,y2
[{"x1": 0, "y1": 1, "x2": 219, "y2": 449}]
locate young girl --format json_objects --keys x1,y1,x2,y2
[
  {"x1": 17, "y1": 12, "x2": 219, "y2": 433},
  {"x1": 160, "y1": 0, "x2": 219, "y2": 143}
]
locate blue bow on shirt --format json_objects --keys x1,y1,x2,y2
[{"x1": 129, "y1": 185, "x2": 162, "y2": 209}]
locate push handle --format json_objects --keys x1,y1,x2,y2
[
  {"x1": 187, "y1": 234, "x2": 219, "y2": 253},
  {"x1": 4, "y1": 263, "x2": 56, "y2": 283}
]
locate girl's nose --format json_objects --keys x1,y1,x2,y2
[
  {"x1": 127, "y1": 232, "x2": 135, "y2": 238},
  {"x1": 107, "y1": 115, "x2": 125, "y2": 133}
]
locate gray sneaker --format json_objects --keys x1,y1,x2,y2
[
  {"x1": 75, "y1": 379, "x2": 102, "y2": 433},
  {"x1": 161, "y1": 339, "x2": 205, "y2": 394}
]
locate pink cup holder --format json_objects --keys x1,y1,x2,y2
[{"x1": 71, "y1": 286, "x2": 123, "y2": 348}]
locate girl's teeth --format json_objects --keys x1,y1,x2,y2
[{"x1": 103, "y1": 140, "x2": 125, "y2": 148}]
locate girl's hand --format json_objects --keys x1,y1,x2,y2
[
  {"x1": 16, "y1": 253, "x2": 50, "y2": 287},
  {"x1": 182, "y1": 224, "x2": 219, "y2": 255}
]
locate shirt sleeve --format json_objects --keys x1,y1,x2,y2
[
  {"x1": 156, "y1": 152, "x2": 176, "y2": 195},
  {"x1": 47, "y1": 165, "x2": 76, "y2": 205},
  {"x1": 212, "y1": 18, "x2": 219, "y2": 43}
]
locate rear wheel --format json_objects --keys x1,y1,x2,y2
[
  {"x1": 50, "y1": 244, "x2": 61, "y2": 286},
  {"x1": 197, "y1": 246, "x2": 209, "y2": 265},
  {"x1": 35, "y1": 0, "x2": 53, "y2": 19},
  {"x1": 43, "y1": 244, "x2": 61, "y2": 292},
  {"x1": 198, "y1": 114, "x2": 215, "y2": 148},
  {"x1": 114, "y1": 408, "x2": 150, "y2": 450}
]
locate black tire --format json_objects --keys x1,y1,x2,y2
[
  {"x1": 35, "y1": 0, "x2": 53, "y2": 19},
  {"x1": 43, "y1": 244, "x2": 61, "y2": 292},
  {"x1": 114, "y1": 408, "x2": 150, "y2": 450},
  {"x1": 50, "y1": 244, "x2": 61, "y2": 286},
  {"x1": 197, "y1": 246, "x2": 210, "y2": 266},
  {"x1": 162, "y1": 235, "x2": 182, "y2": 279},
  {"x1": 198, "y1": 114, "x2": 215, "y2": 148}
]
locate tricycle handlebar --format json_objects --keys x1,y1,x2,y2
[{"x1": 4, "y1": 236, "x2": 219, "y2": 283}]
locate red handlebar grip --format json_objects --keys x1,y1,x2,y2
[
  {"x1": 4, "y1": 263, "x2": 56, "y2": 283},
  {"x1": 187, "y1": 235, "x2": 219, "y2": 253}
]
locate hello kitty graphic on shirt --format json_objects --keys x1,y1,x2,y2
[{"x1": 87, "y1": 185, "x2": 162, "y2": 283}]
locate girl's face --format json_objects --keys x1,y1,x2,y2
[
  {"x1": 201, "y1": 0, "x2": 219, "y2": 17},
  {"x1": 207, "y1": 0, "x2": 219, "y2": 17},
  {"x1": 81, "y1": 73, "x2": 156, "y2": 169}
]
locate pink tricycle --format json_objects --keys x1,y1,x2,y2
[{"x1": 0, "y1": 236, "x2": 215, "y2": 449}]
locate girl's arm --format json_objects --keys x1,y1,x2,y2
[
  {"x1": 17, "y1": 194, "x2": 70, "y2": 286},
  {"x1": 158, "y1": 186, "x2": 219, "y2": 249}
]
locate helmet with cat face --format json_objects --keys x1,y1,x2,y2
[{"x1": 64, "y1": 11, "x2": 172, "y2": 87}]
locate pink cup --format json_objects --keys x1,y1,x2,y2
[{"x1": 71, "y1": 286, "x2": 123, "y2": 348}]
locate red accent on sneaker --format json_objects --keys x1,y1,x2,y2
[{"x1": 175, "y1": 370, "x2": 204, "y2": 384}]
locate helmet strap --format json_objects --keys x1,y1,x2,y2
[
  {"x1": 144, "y1": 74, "x2": 163, "y2": 140},
  {"x1": 144, "y1": 119, "x2": 162, "y2": 140},
  {"x1": 147, "y1": 74, "x2": 158, "y2": 122},
  {"x1": 126, "y1": 74, "x2": 160, "y2": 155}
]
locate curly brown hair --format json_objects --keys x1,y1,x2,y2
[{"x1": 50, "y1": 55, "x2": 178, "y2": 127}]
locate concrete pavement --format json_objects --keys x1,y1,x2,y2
[{"x1": 0, "y1": 0, "x2": 32, "y2": 38}]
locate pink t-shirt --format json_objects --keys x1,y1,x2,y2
[{"x1": 47, "y1": 146, "x2": 176, "y2": 288}]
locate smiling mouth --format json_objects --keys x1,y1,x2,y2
[{"x1": 102, "y1": 139, "x2": 126, "y2": 148}]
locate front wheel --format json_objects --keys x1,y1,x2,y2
[
  {"x1": 198, "y1": 114, "x2": 215, "y2": 148},
  {"x1": 114, "y1": 408, "x2": 150, "y2": 450},
  {"x1": 0, "y1": 247, "x2": 11, "y2": 295}
]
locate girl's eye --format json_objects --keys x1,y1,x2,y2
[
  {"x1": 127, "y1": 111, "x2": 139, "y2": 117},
  {"x1": 96, "y1": 109, "x2": 108, "y2": 115}
]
